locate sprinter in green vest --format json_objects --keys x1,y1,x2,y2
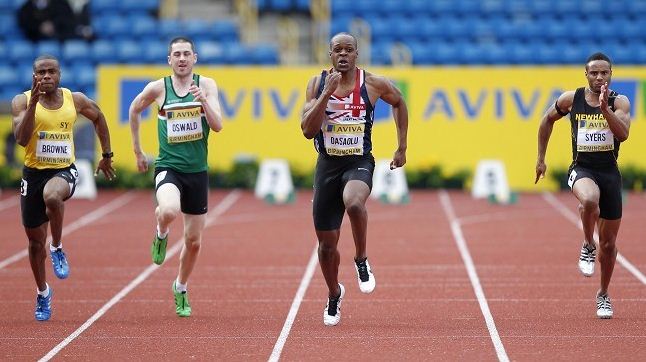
[{"x1": 128, "y1": 37, "x2": 224, "y2": 317}]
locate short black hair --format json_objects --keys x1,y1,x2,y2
[
  {"x1": 329, "y1": 32, "x2": 358, "y2": 50},
  {"x1": 586, "y1": 52, "x2": 612, "y2": 69},
  {"x1": 168, "y1": 37, "x2": 195, "y2": 54},
  {"x1": 33, "y1": 54, "x2": 59, "y2": 71}
]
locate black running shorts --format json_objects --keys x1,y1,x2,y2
[
  {"x1": 154, "y1": 167, "x2": 208, "y2": 215},
  {"x1": 313, "y1": 154, "x2": 375, "y2": 230},
  {"x1": 567, "y1": 164, "x2": 622, "y2": 220},
  {"x1": 20, "y1": 164, "x2": 78, "y2": 228}
]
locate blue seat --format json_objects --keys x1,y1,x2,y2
[
  {"x1": 122, "y1": 0, "x2": 158, "y2": 12},
  {"x1": 481, "y1": 43, "x2": 507, "y2": 64},
  {"x1": 8, "y1": 39, "x2": 34, "y2": 64},
  {"x1": 507, "y1": 42, "x2": 536, "y2": 64},
  {"x1": 130, "y1": 15, "x2": 157, "y2": 39},
  {"x1": 0, "y1": 85, "x2": 24, "y2": 102},
  {"x1": 196, "y1": 41, "x2": 224, "y2": 64},
  {"x1": 91, "y1": 0, "x2": 120, "y2": 15},
  {"x1": 250, "y1": 44, "x2": 279, "y2": 64},
  {"x1": 103, "y1": 16, "x2": 130, "y2": 38},
  {"x1": 91, "y1": 40, "x2": 118, "y2": 64},
  {"x1": 35, "y1": 41, "x2": 61, "y2": 59},
  {"x1": 115, "y1": 40, "x2": 141, "y2": 63},
  {"x1": 143, "y1": 40, "x2": 168, "y2": 64},
  {"x1": 419, "y1": 17, "x2": 443, "y2": 41},
  {"x1": 434, "y1": 41, "x2": 459, "y2": 64},
  {"x1": 294, "y1": 0, "x2": 309, "y2": 11},
  {"x1": 444, "y1": 16, "x2": 473, "y2": 41},
  {"x1": 369, "y1": 20, "x2": 397, "y2": 43},
  {"x1": 0, "y1": 14, "x2": 18, "y2": 40},
  {"x1": 330, "y1": 16, "x2": 352, "y2": 35},
  {"x1": 428, "y1": 0, "x2": 454, "y2": 16},
  {"x1": 537, "y1": 42, "x2": 560, "y2": 64},
  {"x1": 395, "y1": 16, "x2": 423, "y2": 41},
  {"x1": 457, "y1": 41, "x2": 483, "y2": 64},
  {"x1": 331, "y1": 0, "x2": 354, "y2": 15},
  {"x1": 370, "y1": 41, "x2": 392, "y2": 65},
  {"x1": 403, "y1": 0, "x2": 429, "y2": 16},
  {"x1": 479, "y1": 0, "x2": 506, "y2": 17},
  {"x1": 0, "y1": 65, "x2": 19, "y2": 87},
  {"x1": 62, "y1": 41, "x2": 91, "y2": 64},
  {"x1": 270, "y1": 0, "x2": 293, "y2": 12},
  {"x1": 158, "y1": 19, "x2": 183, "y2": 39},
  {"x1": 211, "y1": 20, "x2": 239, "y2": 43},
  {"x1": 71, "y1": 64, "x2": 96, "y2": 89}
]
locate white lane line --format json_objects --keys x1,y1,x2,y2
[
  {"x1": 0, "y1": 192, "x2": 137, "y2": 270},
  {"x1": 542, "y1": 192, "x2": 646, "y2": 286},
  {"x1": 268, "y1": 243, "x2": 318, "y2": 362},
  {"x1": 38, "y1": 190, "x2": 241, "y2": 362},
  {"x1": 0, "y1": 196, "x2": 19, "y2": 212},
  {"x1": 439, "y1": 190, "x2": 509, "y2": 362}
]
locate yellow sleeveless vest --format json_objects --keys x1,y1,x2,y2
[{"x1": 23, "y1": 88, "x2": 77, "y2": 169}]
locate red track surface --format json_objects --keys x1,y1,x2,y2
[{"x1": 0, "y1": 189, "x2": 644, "y2": 361}]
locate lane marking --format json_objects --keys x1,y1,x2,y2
[
  {"x1": 38, "y1": 190, "x2": 241, "y2": 362},
  {"x1": 542, "y1": 192, "x2": 646, "y2": 286},
  {"x1": 0, "y1": 192, "x2": 136, "y2": 270},
  {"x1": 268, "y1": 243, "x2": 318, "y2": 362},
  {"x1": 439, "y1": 190, "x2": 509, "y2": 362}
]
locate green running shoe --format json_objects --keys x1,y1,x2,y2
[
  {"x1": 151, "y1": 234, "x2": 168, "y2": 265},
  {"x1": 173, "y1": 281, "x2": 192, "y2": 317}
]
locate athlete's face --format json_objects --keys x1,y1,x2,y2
[
  {"x1": 329, "y1": 35, "x2": 357, "y2": 73},
  {"x1": 168, "y1": 42, "x2": 197, "y2": 77},
  {"x1": 33, "y1": 59, "x2": 60, "y2": 93},
  {"x1": 585, "y1": 60, "x2": 612, "y2": 93}
]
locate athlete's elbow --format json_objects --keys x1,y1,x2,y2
[{"x1": 302, "y1": 127, "x2": 316, "y2": 139}]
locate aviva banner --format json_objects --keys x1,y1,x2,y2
[{"x1": 97, "y1": 66, "x2": 646, "y2": 191}]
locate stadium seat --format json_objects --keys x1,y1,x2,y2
[
  {"x1": 250, "y1": 44, "x2": 279, "y2": 65},
  {"x1": 0, "y1": 64, "x2": 19, "y2": 87},
  {"x1": 196, "y1": 41, "x2": 225, "y2": 64},
  {"x1": 211, "y1": 20, "x2": 239, "y2": 43},
  {"x1": 91, "y1": 0, "x2": 120, "y2": 15},
  {"x1": 143, "y1": 40, "x2": 169, "y2": 64},
  {"x1": 35, "y1": 41, "x2": 61, "y2": 59},
  {"x1": 130, "y1": 15, "x2": 157, "y2": 40},
  {"x1": 331, "y1": 0, "x2": 354, "y2": 15},
  {"x1": 0, "y1": 14, "x2": 19, "y2": 41},
  {"x1": 91, "y1": 40, "x2": 118, "y2": 64},
  {"x1": 72, "y1": 63, "x2": 96, "y2": 90},
  {"x1": 434, "y1": 41, "x2": 459, "y2": 64},
  {"x1": 62, "y1": 41, "x2": 91, "y2": 64},
  {"x1": 8, "y1": 40, "x2": 34, "y2": 64},
  {"x1": 115, "y1": 40, "x2": 141, "y2": 63},
  {"x1": 402, "y1": 0, "x2": 429, "y2": 16},
  {"x1": 158, "y1": 19, "x2": 183, "y2": 40}
]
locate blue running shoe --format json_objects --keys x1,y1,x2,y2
[
  {"x1": 35, "y1": 288, "x2": 52, "y2": 321},
  {"x1": 50, "y1": 248, "x2": 69, "y2": 279}
]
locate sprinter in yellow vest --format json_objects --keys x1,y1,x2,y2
[
  {"x1": 129, "y1": 37, "x2": 223, "y2": 317},
  {"x1": 11, "y1": 55, "x2": 115, "y2": 321}
]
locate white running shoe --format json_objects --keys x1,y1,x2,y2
[
  {"x1": 578, "y1": 244, "x2": 596, "y2": 277},
  {"x1": 354, "y1": 258, "x2": 376, "y2": 293},
  {"x1": 596, "y1": 294, "x2": 613, "y2": 319},
  {"x1": 323, "y1": 284, "x2": 345, "y2": 326}
]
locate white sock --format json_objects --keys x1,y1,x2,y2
[
  {"x1": 37, "y1": 283, "x2": 50, "y2": 297},
  {"x1": 157, "y1": 225, "x2": 169, "y2": 239},
  {"x1": 175, "y1": 278, "x2": 187, "y2": 293},
  {"x1": 49, "y1": 242, "x2": 62, "y2": 252}
]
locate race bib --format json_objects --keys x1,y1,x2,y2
[
  {"x1": 576, "y1": 118, "x2": 614, "y2": 152},
  {"x1": 36, "y1": 132, "x2": 73, "y2": 164},
  {"x1": 166, "y1": 107, "x2": 203, "y2": 143},
  {"x1": 323, "y1": 123, "x2": 364, "y2": 156}
]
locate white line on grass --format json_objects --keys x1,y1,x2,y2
[
  {"x1": 268, "y1": 243, "x2": 318, "y2": 362},
  {"x1": 439, "y1": 190, "x2": 509, "y2": 362},
  {"x1": 0, "y1": 192, "x2": 136, "y2": 270},
  {"x1": 542, "y1": 192, "x2": 646, "y2": 286},
  {"x1": 38, "y1": 190, "x2": 241, "y2": 362}
]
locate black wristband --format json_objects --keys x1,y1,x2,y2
[{"x1": 102, "y1": 151, "x2": 114, "y2": 158}]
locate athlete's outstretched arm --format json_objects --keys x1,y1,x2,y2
[
  {"x1": 128, "y1": 80, "x2": 163, "y2": 172},
  {"x1": 11, "y1": 75, "x2": 42, "y2": 146},
  {"x1": 189, "y1": 77, "x2": 223, "y2": 132},
  {"x1": 73, "y1": 92, "x2": 115, "y2": 180},
  {"x1": 371, "y1": 75, "x2": 408, "y2": 169},
  {"x1": 600, "y1": 83, "x2": 631, "y2": 142},
  {"x1": 536, "y1": 91, "x2": 574, "y2": 183},
  {"x1": 301, "y1": 71, "x2": 341, "y2": 139}
]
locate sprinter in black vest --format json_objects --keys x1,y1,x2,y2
[
  {"x1": 535, "y1": 52, "x2": 631, "y2": 319},
  {"x1": 301, "y1": 32, "x2": 408, "y2": 326}
]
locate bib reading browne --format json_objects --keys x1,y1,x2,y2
[{"x1": 23, "y1": 88, "x2": 76, "y2": 169}]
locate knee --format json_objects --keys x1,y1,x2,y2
[
  {"x1": 579, "y1": 197, "x2": 599, "y2": 213},
  {"x1": 43, "y1": 193, "x2": 63, "y2": 211},
  {"x1": 28, "y1": 238, "x2": 46, "y2": 253},
  {"x1": 318, "y1": 242, "x2": 336, "y2": 260},
  {"x1": 345, "y1": 200, "x2": 366, "y2": 217},
  {"x1": 599, "y1": 238, "x2": 617, "y2": 254},
  {"x1": 184, "y1": 233, "x2": 201, "y2": 253},
  {"x1": 157, "y1": 205, "x2": 180, "y2": 222}
]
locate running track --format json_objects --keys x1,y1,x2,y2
[{"x1": 0, "y1": 190, "x2": 644, "y2": 361}]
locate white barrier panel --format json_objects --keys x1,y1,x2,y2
[
  {"x1": 371, "y1": 159, "x2": 409, "y2": 204},
  {"x1": 254, "y1": 159, "x2": 295, "y2": 204},
  {"x1": 72, "y1": 159, "x2": 97, "y2": 200},
  {"x1": 472, "y1": 159, "x2": 511, "y2": 203}
]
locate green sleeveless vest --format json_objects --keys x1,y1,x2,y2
[{"x1": 156, "y1": 74, "x2": 210, "y2": 172}]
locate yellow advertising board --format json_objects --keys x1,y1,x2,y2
[{"x1": 38, "y1": 66, "x2": 646, "y2": 191}]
